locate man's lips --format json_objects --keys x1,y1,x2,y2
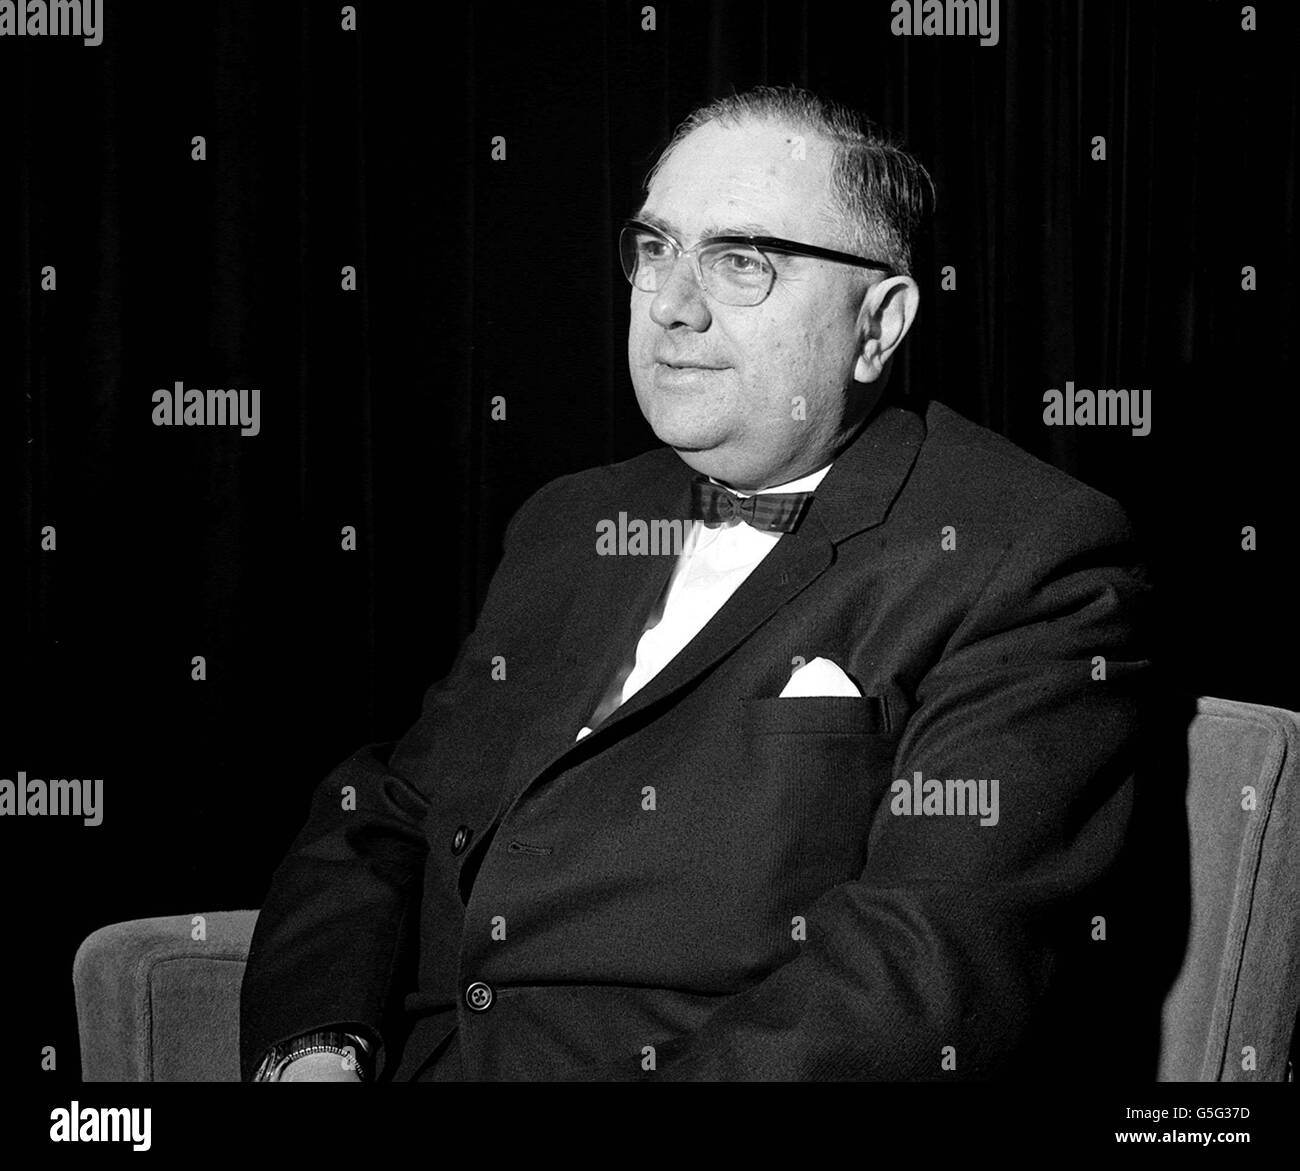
[{"x1": 654, "y1": 359, "x2": 728, "y2": 370}]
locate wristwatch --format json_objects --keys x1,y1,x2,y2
[{"x1": 252, "y1": 1028, "x2": 374, "y2": 1082}]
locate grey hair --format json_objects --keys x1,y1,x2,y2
[{"x1": 644, "y1": 85, "x2": 935, "y2": 277}]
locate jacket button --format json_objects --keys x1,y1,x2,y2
[
  {"x1": 451, "y1": 825, "x2": 472, "y2": 855},
  {"x1": 465, "y1": 981, "x2": 494, "y2": 1012}
]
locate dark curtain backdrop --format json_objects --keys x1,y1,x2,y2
[{"x1": 6, "y1": 0, "x2": 1297, "y2": 1082}]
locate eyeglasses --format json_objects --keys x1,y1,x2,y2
[{"x1": 619, "y1": 219, "x2": 894, "y2": 307}]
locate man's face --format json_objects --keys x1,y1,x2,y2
[{"x1": 628, "y1": 118, "x2": 877, "y2": 491}]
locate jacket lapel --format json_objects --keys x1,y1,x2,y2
[
  {"x1": 586, "y1": 402, "x2": 926, "y2": 737},
  {"x1": 586, "y1": 512, "x2": 834, "y2": 736}
]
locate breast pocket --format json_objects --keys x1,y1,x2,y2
[
  {"x1": 743, "y1": 694, "x2": 891, "y2": 736},
  {"x1": 735, "y1": 695, "x2": 900, "y2": 896}
]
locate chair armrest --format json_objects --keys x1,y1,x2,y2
[{"x1": 74, "y1": 911, "x2": 259, "y2": 1082}]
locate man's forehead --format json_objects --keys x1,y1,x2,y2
[{"x1": 641, "y1": 118, "x2": 836, "y2": 241}]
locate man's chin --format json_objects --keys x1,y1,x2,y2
[
  {"x1": 649, "y1": 421, "x2": 729, "y2": 455},
  {"x1": 636, "y1": 401, "x2": 727, "y2": 454},
  {"x1": 660, "y1": 441, "x2": 742, "y2": 479},
  {"x1": 662, "y1": 431, "x2": 717, "y2": 453}
]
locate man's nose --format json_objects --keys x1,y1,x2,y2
[{"x1": 648, "y1": 255, "x2": 712, "y2": 331}]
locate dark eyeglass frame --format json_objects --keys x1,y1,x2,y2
[{"x1": 620, "y1": 218, "x2": 895, "y2": 304}]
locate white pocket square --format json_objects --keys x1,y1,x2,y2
[{"x1": 779, "y1": 657, "x2": 862, "y2": 698}]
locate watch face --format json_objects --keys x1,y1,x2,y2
[{"x1": 251, "y1": 1030, "x2": 372, "y2": 1080}]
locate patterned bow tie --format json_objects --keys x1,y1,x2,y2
[{"x1": 688, "y1": 475, "x2": 814, "y2": 533}]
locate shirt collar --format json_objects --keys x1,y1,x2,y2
[{"x1": 708, "y1": 461, "x2": 833, "y2": 498}]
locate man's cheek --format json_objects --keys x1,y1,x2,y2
[
  {"x1": 633, "y1": 339, "x2": 660, "y2": 373},
  {"x1": 628, "y1": 313, "x2": 652, "y2": 350}
]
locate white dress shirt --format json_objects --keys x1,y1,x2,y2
[{"x1": 575, "y1": 460, "x2": 833, "y2": 740}]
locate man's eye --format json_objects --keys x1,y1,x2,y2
[
  {"x1": 715, "y1": 251, "x2": 770, "y2": 276},
  {"x1": 639, "y1": 239, "x2": 671, "y2": 260}
]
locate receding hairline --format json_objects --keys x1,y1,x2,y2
[
  {"x1": 645, "y1": 112, "x2": 841, "y2": 195},
  {"x1": 640, "y1": 117, "x2": 855, "y2": 252}
]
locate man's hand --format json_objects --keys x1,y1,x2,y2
[{"x1": 277, "y1": 1050, "x2": 363, "y2": 1083}]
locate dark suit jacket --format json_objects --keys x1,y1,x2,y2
[{"x1": 240, "y1": 395, "x2": 1154, "y2": 1081}]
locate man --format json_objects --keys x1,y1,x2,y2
[{"x1": 240, "y1": 86, "x2": 1152, "y2": 1082}]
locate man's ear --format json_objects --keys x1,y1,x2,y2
[{"x1": 853, "y1": 275, "x2": 920, "y2": 384}]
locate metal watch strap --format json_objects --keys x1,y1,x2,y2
[{"x1": 252, "y1": 1029, "x2": 373, "y2": 1082}]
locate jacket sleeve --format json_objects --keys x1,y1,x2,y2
[
  {"x1": 238, "y1": 739, "x2": 428, "y2": 1081},
  {"x1": 238, "y1": 478, "x2": 567, "y2": 1081},
  {"x1": 651, "y1": 488, "x2": 1154, "y2": 1080}
]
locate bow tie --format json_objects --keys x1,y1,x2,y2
[{"x1": 688, "y1": 475, "x2": 814, "y2": 533}]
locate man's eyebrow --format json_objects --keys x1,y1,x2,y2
[
  {"x1": 701, "y1": 222, "x2": 778, "y2": 239},
  {"x1": 631, "y1": 210, "x2": 781, "y2": 240}
]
